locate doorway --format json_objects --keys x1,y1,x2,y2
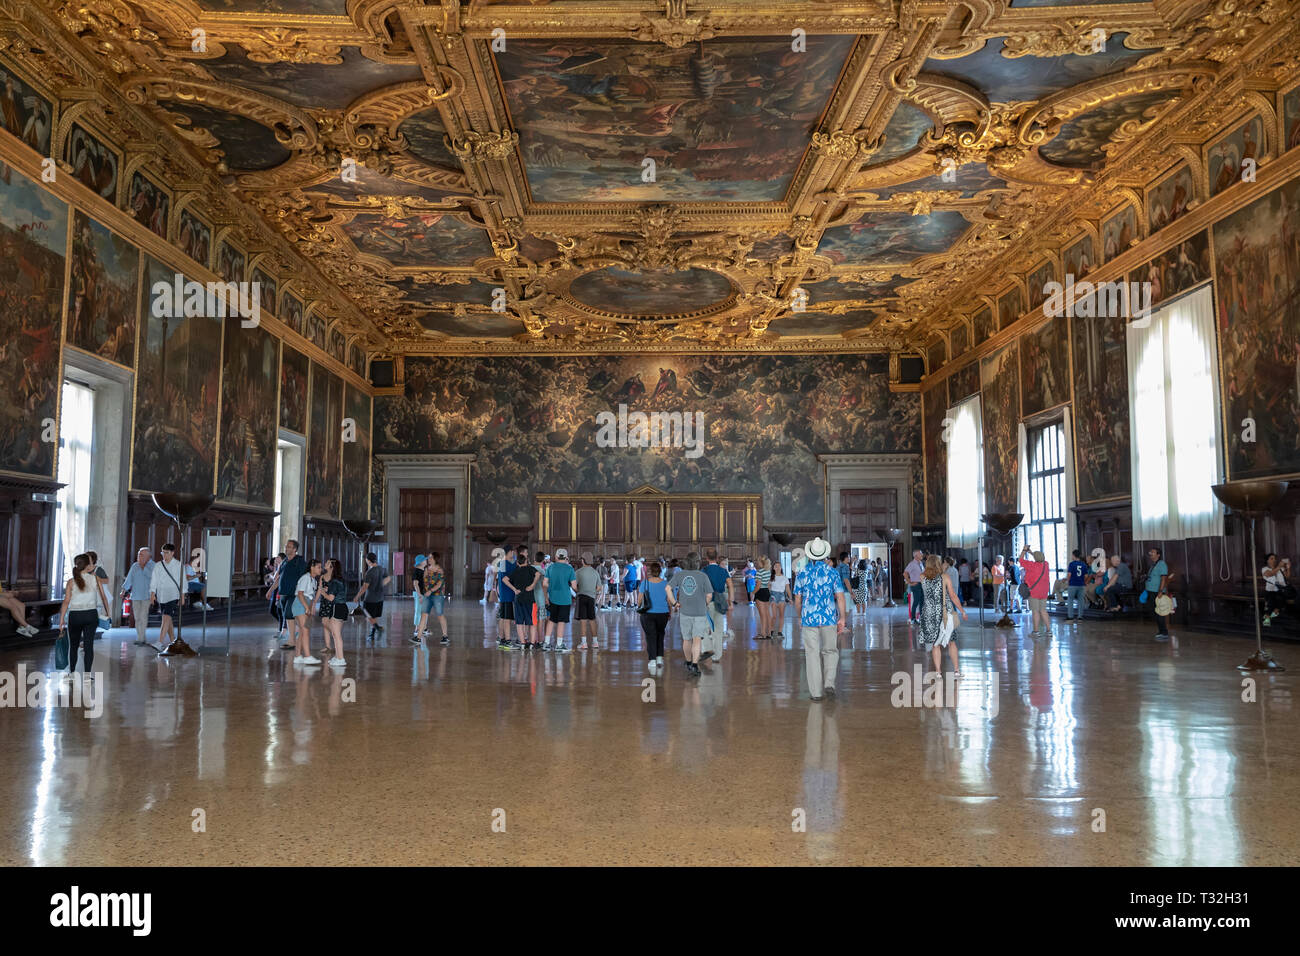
[
  {"x1": 398, "y1": 488, "x2": 454, "y2": 597},
  {"x1": 275, "y1": 432, "x2": 304, "y2": 552}
]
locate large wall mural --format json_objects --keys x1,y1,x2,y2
[
  {"x1": 67, "y1": 210, "x2": 138, "y2": 368},
  {"x1": 217, "y1": 321, "x2": 279, "y2": 508},
  {"x1": 376, "y1": 354, "x2": 919, "y2": 524},
  {"x1": 132, "y1": 256, "x2": 223, "y2": 494},
  {"x1": 0, "y1": 164, "x2": 65, "y2": 477},
  {"x1": 980, "y1": 342, "x2": 1020, "y2": 514},
  {"x1": 280, "y1": 344, "x2": 309, "y2": 433},
  {"x1": 1019, "y1": 313, "x2": 1070, "y2": 416},
  {"x1": 922, "y1": 380, "x2": 948, "y2": 525},
  {"x1": 1070, "y1": 305, "x2": 1131, "y2": 503},
  {"x1": 495, "y1": 36, "x2": 855, "y2": 203},
  {"x1": 1213, "y1": 177, "x2": 1300, "y2": 480},
  {"x1": 306, "y1": 361, "x2": 342, "y2": 517},
  {"x1": 341, "y1": 383, "x2": 371, "y2": 520}
]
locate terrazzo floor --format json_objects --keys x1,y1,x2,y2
[{"x1": 0, "y1": 597, "x2": 1295, "y2": 866}]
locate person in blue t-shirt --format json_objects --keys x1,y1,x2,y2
[
  {"x1": 1066, "y1": 549, "x2": 1089, "y2": 621},
  {"x1": 542, "y1": 549, "x2": 577, "y2": 652},
  {"x1": 1144, "y1": 547, "x2": 1172, "y2": 641},
  {"x1": 638, "y1": 560, "x2": 676, "y2": 674},
  {"x1": 495, "y1": 550, "x2": 517, "y2": 648},
  {"x1": 701, "y1": 548, "x2": 733, "y2": 663},
  {"x1": 623, "y1": 557, "x2": 640, "y2": 608}
]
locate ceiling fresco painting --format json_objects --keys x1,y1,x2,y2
[
  {"x1": 0, "y1": 0, "x2": 1292, "y2": 360},
  {"x1": 495, "y1": 36, "x2": 857, "y2": 203}
]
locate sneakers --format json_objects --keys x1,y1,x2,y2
[
  {"x1": 1154, "y1": 633, "x2": 1169, "y2": 642},
  {"x1": 578, "y1": 643, "x2": 588, "y2": 651},
  {"x1": 686, "y1": 661, "x2": 701, "y2": 676},
  {"x1": 16, "y1": 624, "x2": 38, "y2": 637},
  {"x1": 328, "y1": 657, "x2": 346, "y2": 667},
  {"x1": 408, "y1": 636, "x2": 422, "y2": 645},
  {"x1": 293, "y1": 655, "x2": 305, "y2": 663},
  {"x1": 439, "y1": 635, "x2": 450, "y2": 645},
  {"x1": 557, "y1": 643, "x2": 570, "y2": 653},
  {"x1": 656, "y1": 655, "x2": 665, "y2": 668},
  {"x1": 647, "y1": 660, "x2": 660, "y2": 675},
  {"x1": 299, "y1": 656, "x2": 322, "y2": 665},
  {"x1": 700, "y1": 651, "x2": 714, "y2": 661},
  {"x1": 823, "y1": 686, "x2": 836, "y2": 699},
  {"x1": 542, "y1": 642, "x2": 554, "y2": 652},
  {"x1": 280, "y1": 641, "x2": 297, "y2": 650}
]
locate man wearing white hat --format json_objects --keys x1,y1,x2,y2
[{"x1": 791, "y1": 537, "x2": 848, "y2": 702}]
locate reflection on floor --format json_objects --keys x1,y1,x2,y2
[{"x1": 0, "y1": 598, "x2": 1294, "y2": 866}]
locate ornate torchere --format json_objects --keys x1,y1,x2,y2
[
  {"x1": 1211, "y1": 481, "x2": 1289, "y2": 672},
  {"x1": 150, "y1": 492, "x2": 216, "y2": 654},
  {"x1": 980, "y1": 513, "x2": 1023, "y2": 629},
  {"x1": 879, "y1": 527, "x2": 902, "y2": 607}
]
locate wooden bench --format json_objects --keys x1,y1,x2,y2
[{"x1": 0, "y1": 598, "x2": 62, "y2": 643}]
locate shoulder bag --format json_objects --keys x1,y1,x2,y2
[
  {"x1": 54, "y1": 625, "x2": 69, "y2": 670},
  {"x1": 1020, "y1": 562, "x2": 1046, "y2": 600}
]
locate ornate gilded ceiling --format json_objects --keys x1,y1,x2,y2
[{"x1": 4, "y1": 0, "x2": 1299, "y2": 360}]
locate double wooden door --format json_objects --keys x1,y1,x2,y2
[{"x1": 398, "y1": 488, "x2": 454, "y2": 595}]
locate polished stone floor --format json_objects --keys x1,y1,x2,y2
[{"x1": 0, "y1": 597, "x2": 1295, "y2": 866}]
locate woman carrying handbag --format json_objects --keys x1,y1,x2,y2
[{"x1": 57, "y1": 553, "x2": 100, "y2": 679}]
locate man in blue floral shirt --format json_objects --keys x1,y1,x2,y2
[{"x1": 792, "y1": 537, "x2": 848, "y2": 702}]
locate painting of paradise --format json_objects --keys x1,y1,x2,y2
[
  {"x1": 495, "y1": 36, "x2": 855, "y2": 203},
  {"x1": 980, "y1": 343, "x2": 1020, "y2": 513},
  {"x1": 341, "y1": 384, "x2": 371, "y2": 519},
  {"x1": 67, "y1": 211, "x2": 138, "y2": 367},
  {"x1": 1213, "y1": 178, "x2": 1300, "y2": 480},
  {"x1": 306, "y1": 362, "x2": 343, "y2": 517},
  {"x1": 132, "y1": 256, "x2": 223, "y2": 494},
  {"x1": 0, "y1": 164, "x2": 65, "y2": 477},
  {"x1": 217, "y1": 323, "x2": 278, "y2": 507}
]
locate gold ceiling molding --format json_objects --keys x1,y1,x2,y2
[{"x1": 7, "y1": 0, "x2": 1296, "y2": 355}]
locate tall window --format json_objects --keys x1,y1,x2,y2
[
  {"x1": 1022, "y1": 422, "x2": 1067, "y2": 578},
  {"x1": 946, "y1": 394, "x2": 984, "y2": 548},
  {"x1": 52, "y1": 380, "x2": 95, "y2": 597},
  {"x1": 1125, "y1": 285, "x2": 1223, "y2": 540}
]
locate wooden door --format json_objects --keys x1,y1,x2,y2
[{"x1": 399, "y1": 488, "x2": 455, "y2": 595}]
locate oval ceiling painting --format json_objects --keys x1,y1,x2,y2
[{"x1": 568, "y1": 267, "x2": 734, "y2": 316}]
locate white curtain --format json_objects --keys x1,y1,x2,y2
[
  {"x1": 53, "y1": 381, "x2": 95, "y2": 593},
  {"x1": 946, "y1": 394, "x2": 984, "y2": 548},
  {"x1": 1125, "y1": 284, "x2": 1224, "y2": 540}
]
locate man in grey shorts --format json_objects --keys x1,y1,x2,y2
[{"x1": 671, "y1": 551, "x2": 714, "y2": 677}]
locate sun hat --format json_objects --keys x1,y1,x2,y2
[
  {"x1": 414, "y1": 554, "x2": 427, "y2": 568},
  {"x1": 556, "y1": 547, "x2": 568, "y2": 560},
  {"x1": 806, "y1": 537, "x2": 832, "y2": 561},
  {"x1": 490, "y1": 547, "x2": 504, "y2": 559}
]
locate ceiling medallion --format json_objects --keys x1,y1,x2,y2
[{"x1": 630, "y1": 0, "x2": 718, "y2": 49}]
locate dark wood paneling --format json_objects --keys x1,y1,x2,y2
[
  {"x1": 125, "y1": 493, "x2": 274, "y2": 601},
  {"x1": 670, "y1": 505, "x2": 691, "y2": 541},
  {"x1": 604, "y1": 505, "x2": 624, "y2": 542},
  {"x1": 0, "y1": 475, "x2": 59, "y2": 604},
  {"x1": 576, "y1": 505, "x2": 598, "y2": 540},
  {"x1": 698, "y1": 507, "x2": 718, "y2": 542},
  {"x1": 724, "y1": 505, "x2": 745, "y2": 540}
]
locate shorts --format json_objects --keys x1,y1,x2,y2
[
  {"x1": 187, "y1": 581, "x2": 203, "y2": 594},
  {"x1": 1029, "y1": 597, "x2": 1046, "y2": 613},
  {"x1": 607, "y1": 582, "x2": 617, "y2": 594},
  {"x1": 322, "y1": 601, "x2": 349, "y2": 621},
  {"x1": 680, "y1": 614, "x2": 711, "y2": 641},
  {"x1": 290, "y1": 599, "x2": 307, "y2": 618},
  {"x1": 513, "y1": 599, "x2": 533, "y2": 625},
  {"x1": 770, "y1": 591, "x2": 787, "y2": 603},
  {"x1": 280, "y1": 594, "x2": 295, "y2": 619},
  {"x1": 755, "y1": 588, "x2": 771, "y2": 602},
  {"x1": 159, "y1": 600, "x2": 179, "y2": 620},
  {"x1": 423, "y1": 593, "x2": 445, "y2": 616},
  {"x1": 364, "y1": 601, "x2": 383, "y2": 619},
  {"x1": 498, "y1": 599, "x2": 514, "y2": 620},
  {"x1": 575, "y1": 595, "x2": 596, "y2": 620},
  {"x1": 547, "y1": 602, "x2": 571, "y2": 623}
]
